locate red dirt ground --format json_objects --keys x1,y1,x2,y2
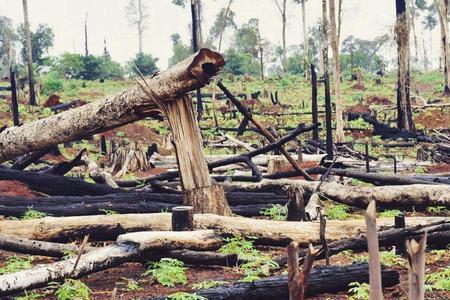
[
  {"x1": 0, "y1": 180, "x2": 39, "y2": 198},
  {"x1": 427, "y1": 163, "x2": 450, "y2": 174},
  {"x1": 414, "y1": 109, "x2": 450, "y2": 129},
  {"x1": 366, "y1": 95, "x2": 393, "y2": 106}
]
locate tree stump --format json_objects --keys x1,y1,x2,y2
[{"x1": 165, "y1": 96, "x2": 231, "y2": 216}]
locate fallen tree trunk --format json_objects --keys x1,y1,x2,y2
[
  {"x1": 0, "y1": 233, "x2": 236, "y2": 266},
  {"x1": 0, "y1": 167, "x2": 120, "y2": 196},
  {"x1": 147, "y1": 262, "x2": 399, "y2": 300},
  {"x1": 0, "y1": 49, "x2": 224, "y2": 163},
  {"x1": 225, "y1": 179, "x2": 450, "y2": 208},
  {"x1": 0, "y1": 213, "x2": 443, "y2": 245},
  {"x1": 0, "y1": 230, "x2": 221, "y2": 296},
  {"x1": 274, "y1": 220, "x2": 450, "y2": 266}
]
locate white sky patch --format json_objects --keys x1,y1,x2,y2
[{"x1": 0, "y1": 0, "x2": 441, "y2": 70}]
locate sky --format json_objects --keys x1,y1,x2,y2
[{"x1": 0, "y1": 0, "x2": 441, "y2": 70}]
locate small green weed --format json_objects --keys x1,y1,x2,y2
[
  {"x1": 53, "y1": 279, "x2": 91, "y2": 300},
  {"x1": 99, "y1": 209, "x2": 118, "y2": 215},
  {"x1": 379, "y1": 209, "x2": 402, "y2": 218},
  {"x1": 379, "y1": 250, "x2": 405, "y2": 267},
  {"x1": 260, "y1": 204, "x2": 287, "y2": 221},
  {"x1": 167, "y1": 292, "x2": 207, "y2": 300},
  {"x1": 21, "y1": 206, "x2": 47, "y2": 220},
  {"x1": 0, "y1": 255, "x2": 34, "y2": 274},
  {"x1": 348, "y1": 282, "x2": 369, "y2": 300},
  {"x1": 327, "y1": 204, "x2": 350, "y2": 220},
  {"x1": 191, "y1": 280, "x2": 228, "y2": 290},
  {"x1": 143, "y1": 258, "x2": 187, "y2": 287},
  {"x1": 426, "y1": 267, "x2": 450, "y2": 291},
  {"x1": 14, "y1": 291, "x2": 43, "y2": 300}
]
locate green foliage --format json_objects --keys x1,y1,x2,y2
[
  {"x1": 62, "y1": 250, "x2": 76, "y2": 260},
  {"x1": 14, "y1": 291, "x2": 43, "y2": 300},
  {"x1": 260, "y1": 204, "x2": 287, "y2": 221},
  {"x1": 0, "y1": 255, "x2": 34, "y2": 274},
  {"x1": 53, "y1": 279, "x2": 91, "y2": 300},
  {"x1": 348, "y1": 282, "x2": 370, "y2": 300},
  {"x1": 169, "y1": 33, "x2": 191, "y2": 66},
  {"x1": 55, "y1": 53, "x2": 123, "y2": 80},
  {"x1": 286, "y1": 49, "x2": 305, "y2": 75},
  {"x1": 326, "y1": 204, "x2": 350, "y2": 220},
  {"x1": 41, "y1": 71, "x2": 64, "y2": 95},
  {"x1": 223, "y1": 48, "x2": 260, "y2": 76},
  {"x1": 21, "y1": 206, "x2": 47, "y2": 220},
  {"x1": 125, "y1": 279, "x2": 142, "y2": 291},
  {"x1": 129, "y1": 52, "x2": 159, "y2": 76},
  {"x1": 17, "y1": 23, "x2": 54, "y2": 65},
  {"x1": 427, "y1": 206, "x2": 448, "y2": 214},
  {"x1": 167, "y1": 292, "x2": 207, "y2": 300},
  {"x1": 191, "y1": 280, "x2": 228, "y2": 290},
  {"x1": 99, "y1": 209, "x2": 118, "y2": 215},
  {"x1": 379, "y1": 250, "x2": 405, "y2": 267},
  {"x1": 219, "y1": 236, "x2": 278, "y2": 282},
  {"x1": 426, "y1": 267, "x2": 450, "y2": 291},
  {"x1": 379, "y1": 209, "x2": 402, "y2": 218},
  {"x1": 143, "y1": 258, "x2": 187, "y2": 287}
]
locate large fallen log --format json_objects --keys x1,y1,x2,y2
[
  {"x1": 0, "y1": 49, "x2": 224, "y2": 163},
  {"x1": 0, "y1": 213, "x2": 444, "y2": 245},
  {"x1": 0, "y1": 167, "x2": 120, "y2": 196},
  {"x1": 0, "y1": 230, "x2": 222, "y2": 296},
  {"x1": 147, "y1": 262, "x2": 399, "y2": 300},
  {"x1": 225, "y1": 179, "x2": 450, "y2": 208},
  {"x1": 274, "y1": 220, "x2": 450, "y2": 266},
  {"x1": 0, "y1": 234, "x2": 237, "y2": 266}
]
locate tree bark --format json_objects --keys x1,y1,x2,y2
[
  {"x1": 84, "y1": 12, "x2": 89, "y2": 56},
  {"x1": 301, "y1": 0, "x2": 310, "y2": 81},
  {"x1": 395, "y1": 0, "x2": 414, "y2": 130},
  {"x1": 22, "y1": 0, "x2": 36, "y2": 106},
  {"x1": 435, "y1": 0, "x2": 450, "y2": 94},
  {"x1": 165, "y1": 96, "x2": 232, "y2": 215},
  {"x1": 147, "y1": 263, "x2": 399, "y2": 300},
  {"x1": 0, "y1": 212, "x2": 444, "y2": 245},
  {"x1": 329, "y1": 0, "x2": 344, "y2": 143},
  {"x1": 0, "y1": 49, "x2": 224, "y2": 163}
]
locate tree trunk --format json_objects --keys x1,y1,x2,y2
[
  {"x1": 435, "y1": 0, "x2": 450, "y2": 94},
  {"x1": 408, "y1": 0, "x2": 419, "y2": 63},
  {"x1": 148, "y1": 263, "x2": 399, "y2": 300},
  {"x1": 22, "y1": 0, "x2": 36, "y2": 106},
  {"x1": 282, "y1": 0, "x2": 287, "y2": 73},
  {"x1": 395, "y1": 0, "x2": 414, "y2": 130},
  {"x1": 0, "y1": 49, "x2": 224, "y2": 163},
  {"x1": 321, "y1": 0, "x2": 329, "y2": 77},
  {"x1": 0, "y1": 212, "x2": 443, "y2": 245},
  {"x1": 84, "y1": 12, "x2": 89, "y2": 56},
  {"x1": 329, "y1": 0, "x2": 344, "y2": 143},
  {"x1": 138, "y1": 0, "x2": 143, "y2": 53},
  {"x1": 165, "y1": 96, "x2": 232, "y2": 215},
  {"x1": 301, "y1": 0, "x2": 310, "y2": 81}
]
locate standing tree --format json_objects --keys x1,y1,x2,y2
[
  {"x1": 395, "y1": 0, "x2": 414, "y2": 130},
  {"x1": 434, "y1": 0, "x2": 450, "y2": 94},
  {"x1": 21, "y1": 0, "x2": 36, "y2": 106},
  {"x1": 294, "y1": 0, "x2": 310, "y2": 80},
  {"x1": 329, "y1": 0, "x2": 344, "y2": 142},
  {"x1": 421, "y1": 5, "x2": 437, "y2": 70},
  {"x1": 321, "y1": 0, "x2": 329, "y2": 77},
  {"x1": 274, "y1": 0, "x2": 287, "y2": 73},
  {"x1": 0, "y1": 17, "x2": 16, "y2": 72},
  {"x1": 84, "y1": 12, "x2": 89, "y2": 56},
  {"x1": 209, "y1": 0, "x2": 236, "y2": 52},
  {"x1": 17, "y1": 24, "x2": 54, "y2": 65},
  {"x1": 172, "y1": 0, "x2": 204, "y2": 48},
  {"x1": 126, "y1": 0, "x2": 149, "y2": 54}
]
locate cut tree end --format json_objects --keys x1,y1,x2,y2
[{"x1": 189, "y1": 49, "x2": 225, "y2": 84}]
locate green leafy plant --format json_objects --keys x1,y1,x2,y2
[
  {"x1": 61, "y1": 250, "x2": 76, "y2": 260},
  {"x1": 14, "y1": 291, "x2": 43, "y2": 300},
  {"x1": 125, "y1": 279, "x2": 142, "y2": 292},
  {"x1": 379, "y1": 250, "x2": 405, "y2": 267},
  {"x1": 143, "y1": 258, "x2": 187, "y2": 287},
  {"x1": 21, "y1": 206, "x2": 47, "y2": 220},
  {"x1": 0, "y1": 255, "x2": 34, "y2": 274},
  {"x1": 260, "y1": 204, "x2": 287, "y2": 221},
  {"x1": 99, "y1": 209, "x2": 118, "y2": 215},
  {"x1": 348, "y1": 282, "x2": 369, "y2": 300},
  {"x1": 191, "y1": 280, "x2": 228, "y2": 290},
  {"x1": 426, "y1": 267, "x2": 450, "y2": 291},
  {"x1": 426, "y1": 206, "x2": 447, "y2": 214},
  {"x1": 167, "y1": 292, "x2": 207, "y2": 300},
  {"x1": 219, "y1": 236, "x2": 278, "y2": 282},
  {"x1": 379, "y1": 209, "x2": 402, "y2": 218},
  {"x1": 327, "y1": 204, "x2": 350, "y2": 220},
  {"x1": 53, "y1": 279, "x2": 91, "y2": 300}
]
